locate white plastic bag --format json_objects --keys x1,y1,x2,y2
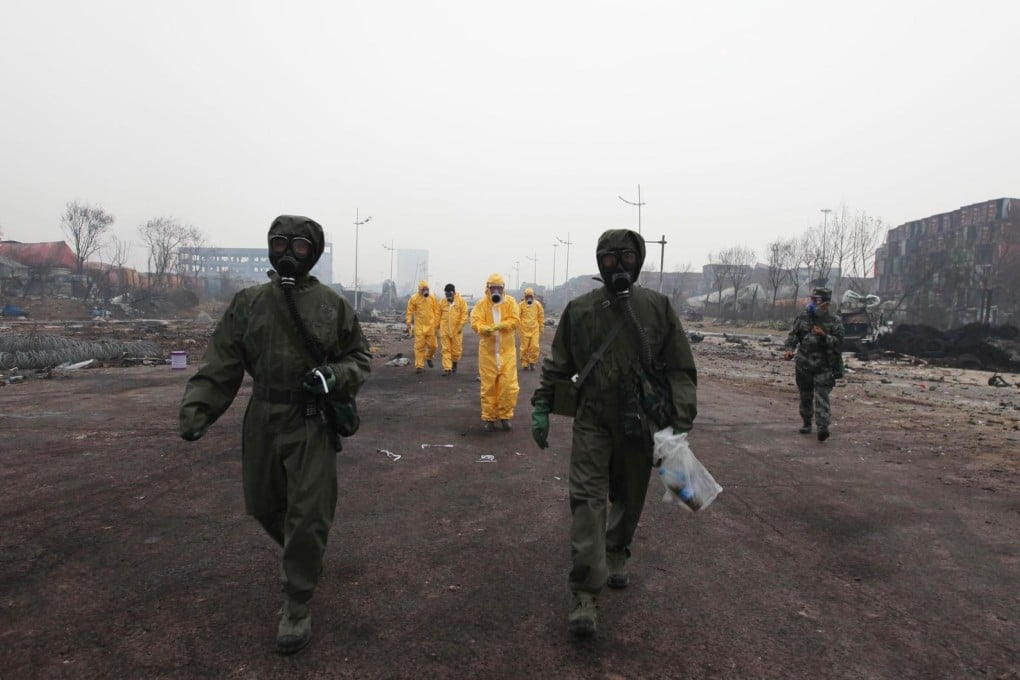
[{"x1": 652, "y1": 427, "x2": 722, "y2": 512}]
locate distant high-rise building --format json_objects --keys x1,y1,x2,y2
[{"x1": 397, "y1": 249, "x2": 429, "y2": 295}]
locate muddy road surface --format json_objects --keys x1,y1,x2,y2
[{"x1": 1, "y1": 329, "x2": 1018, "y2": 679}]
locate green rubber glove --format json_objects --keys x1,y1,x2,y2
[{"x1": 531, "y1": 400, "x2": 551, "y2": 449}]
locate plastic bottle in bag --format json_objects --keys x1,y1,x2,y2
[{"x1": 658, "y1": 467, "x2": 703, "y2": 511}]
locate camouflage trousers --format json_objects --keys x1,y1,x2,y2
[{"x1": 795, "y1": 365, "x2": 834, "y2": 429}]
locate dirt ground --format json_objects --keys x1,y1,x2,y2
[{"x1": 1, "y1": 316, "x2": 1018, "y2": 679}]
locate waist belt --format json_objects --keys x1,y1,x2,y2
[{"x1": 253, "y1": 382, "x2": 312, "y2": 404}]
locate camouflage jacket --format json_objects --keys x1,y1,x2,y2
[{"x1": 784, "y1": 309, "x2": 845, "y2": 373}]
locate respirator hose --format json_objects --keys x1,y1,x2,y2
[{"x1": 618, "y1": 292, "x2": 653, "y2": 370}]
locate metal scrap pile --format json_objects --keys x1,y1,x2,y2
[{"x1": 877, "y1": 323, "x2": 1020, "y2": 372}]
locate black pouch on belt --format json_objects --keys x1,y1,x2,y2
[
  {"x1": 618, "y1": 376, "x2": 646, "y2": 441},
  {"x1": 551, "y1": 378, "x2": 579, "y2": 417}
]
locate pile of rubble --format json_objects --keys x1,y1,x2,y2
[{"x1": 877, "y1": 323, "x2": 1020, "y2": 372}]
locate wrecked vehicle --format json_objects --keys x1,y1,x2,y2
[{"x1": 839, "y1": 291, "x2": 884, "y2": 360}]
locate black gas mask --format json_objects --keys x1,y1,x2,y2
[
  {"x1": 490, "y1": 286, "x2": 504, "y2": 303},
  {"x1": 598, "y1": 249, "x2": 639, "y2": 295},
  {"x1": 269, "y1": 234, "x2": 316, "y2": 283}
]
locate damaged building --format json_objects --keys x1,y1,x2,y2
[{"x1": 875, "y1": 197, "x2": 1020, "y2": 327}]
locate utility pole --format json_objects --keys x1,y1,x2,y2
[
  {"x1": 619, "y1": 184, "x2": 645, "y2": 235},
  {"x1": 513, "y1": 260, "x2": 521, "y2": 291},
  {"x1": 353, "y1": 210, "x2": 372, "y2": 311},
  {"x1": 646, "y1": 234, "x2": 667, "y2": 293},
  {"x1": 526, "y1": 252, "x2": 537, "y2": 288}
]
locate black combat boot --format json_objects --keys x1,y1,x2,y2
[
  {"x1": 817, "y1": 427, "x2": 830, "y2": 441},
  {"x1": 798, "y1": 420, "x2": 812, "y2": 434}
]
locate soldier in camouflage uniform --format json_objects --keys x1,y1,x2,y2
[
  {"x1": 783, "y1": 287, "x2": 844, "y2": 441},
  {"x1": 530, "y1": 229, "x2": 698, "y2": 638},
  {"x1": 179, "y1": 215, "x2": 372, "y2": 654}
]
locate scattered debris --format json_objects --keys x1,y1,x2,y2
[
  {"x1": 476, "y1": 455, "x2": 496, "y2": 463},
  {"x1": 421, "y1": 443, "x2": 454, "y2": 449},
  {"x1": 385, "y1": 353, "x2": 410, "y2": 367},
  {"x1": 878, "y1": 323, "x2": 1020, "y2": 372},
  {"x1": 376, "y1": 449, "x2": 401, "y2": 462},
  {"x1": 988, "y1": 374, "x2": 1010, "y2": 387}
]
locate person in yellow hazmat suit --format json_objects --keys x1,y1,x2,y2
[
  {"x1": 470, "y1": 273, "x2": 521, "y2": 431},
  {"x1": 518, "y1": 287, "x2": 545, "y2": 371},
  {"x1": 438, "y1": 283, "x2": 469, "y2": 376},
  {"x1": 406, "y1": 280, "x2": 439, "y2": 374}
]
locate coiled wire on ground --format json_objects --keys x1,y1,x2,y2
[{"x1": 0, "y1": 332, "x2": 164, "y2": 369}]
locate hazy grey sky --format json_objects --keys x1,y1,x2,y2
[{"x1": 2, "y1": 0, "x2": 1018, "y2": 292}]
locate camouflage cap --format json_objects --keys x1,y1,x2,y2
[{"x1": 811, "y1": 287, "x2": 832, "y2": 301}]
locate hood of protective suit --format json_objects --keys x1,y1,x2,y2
[
  {"x1": 524, "y1": 287, "x2": 535, "y2": 297},
  {"x1": 418, "y1": 280, "x2": 430, "y2": 293},
  {"x1": 485, "y1": 273, "x2": 506, "y2": 288},
  {"x1": 268, "y1": 215, "x2": 325, "y2": 278}
]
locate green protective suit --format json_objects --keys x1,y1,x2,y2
[
  {"x1": 532, "y1": 229, "x2": 697, "y2": 596},
  {"x1": 179, "y1": 215, "x2": 372, "y2": 608}
]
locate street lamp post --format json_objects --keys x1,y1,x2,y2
[
  {"x1": 619, "y1": 184, "x2": 645, "y2": 235},
  {"x1": 382, "y1": 240, "x2": 395, "y2": 284},
  {"x1": 552, "y1": 243, "x2": 559, "y2": 290},
  {"x1": 513, "y1": 260, "x2": 520, "y2": 292},
  {"x1": 556, "y1": 233, "x2": 572, "y2": 288},
  {"x1": 526, "y1": 252, "x2": 537, "y2": 288},
  {"x1": 820, "y1": 208, "x2": 832, "y2": 285},
  {"x1": 353, "y1": 210, "x2": 372, "y2": 311}
]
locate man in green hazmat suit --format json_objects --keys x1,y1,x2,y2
[
  {"x1": 179, "y1": 215, "x2": 371, "y2": 655},
  {"x1": 530, "y1": 229, "x2": 698, "y2": 638}
]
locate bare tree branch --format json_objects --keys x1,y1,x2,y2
[{"x1": 61, "y1": 200, "x2": 114, "y2": 297}]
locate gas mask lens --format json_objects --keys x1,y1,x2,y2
[
  {"x1": 599, "y1": 249, "x2": 638, "y2": 270},
  {"x1": 269, "y1": 235, "x2": 314, "y2": 259}
]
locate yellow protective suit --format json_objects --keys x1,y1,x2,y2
[
  {"x1": 470, "y1": 273, "x2": 521, "y2": 423},
  {"x1": 518, "y1": 287, "x2": 544, "y2": 369},
  {"x1": 405, "y1": 280, "x2": 439, "y2": 370},
  {"x1": 438, "y1": 291, "x2": 469, "y2": 372}
]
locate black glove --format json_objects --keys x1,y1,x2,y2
[
  {"x1": 301, "y1": 366, "x2": 337, "y2": 395},
  {"x1": 181, "y1": 427, "x2": 207, "y2": 442}
]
